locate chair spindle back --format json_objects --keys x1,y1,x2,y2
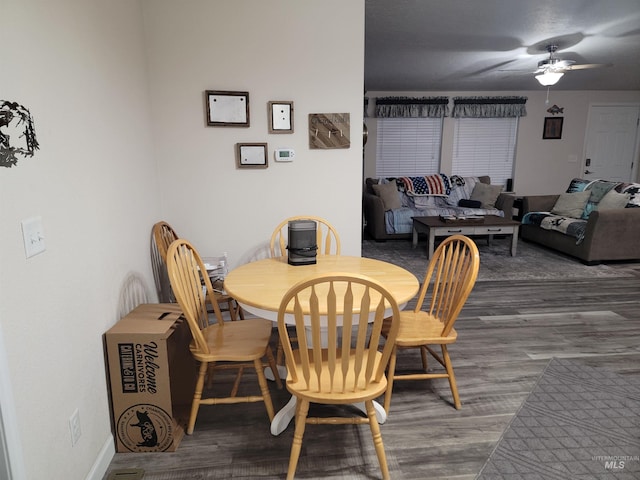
[
  {"x1": 166, "y1": 239, "x2": 225, "y2": 354},
  {"x1": 413, "y1": 234, "x2": 479, "y2": 336},
  {"x1": 278, "y1": 273, "x2": 400, "y2": 394}
]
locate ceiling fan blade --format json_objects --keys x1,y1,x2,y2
[{"x1": 561, "y1": 63, "x2": 610, "y2": 71}]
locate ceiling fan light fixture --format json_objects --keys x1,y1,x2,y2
[{"x1": 535, "y1": 71, "x2": 564, "y2": 86}]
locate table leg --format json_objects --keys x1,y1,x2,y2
[
  {"x1": 271, "y1": 395, "x2": 297, "y2": 436},
  {"x1": 354, "y1": 400, "x2": 387, "y2": 424},
  {"x1": 511, "y1": 225, "x2": 519, "y2": 256},
  {"x1": 428, "y1": 229, "x2": 436, "y2": 259},
  {"x1": 412, "y1": 225, "x2": 418, "y2": 249},
  {"x1": 265, "y1": 365, "x2": 288, "y2": 381}
]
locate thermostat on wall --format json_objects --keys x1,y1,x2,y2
[{"x1": 274, "y1": 148, "x2": 295, "y2": 162}]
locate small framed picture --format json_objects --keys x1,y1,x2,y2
[
  {"x1": 268, "y1": 101, "x2": 294, "y2": 133},
  {"x1": 543, "y1": 117, "x2": 563, "y2": 139},
  {"x1": 236, "y1": 143, "x2": 268, "y2": 169},
  {"x1": 206, "y1": 90, "x2": 250, "y2": 127}
]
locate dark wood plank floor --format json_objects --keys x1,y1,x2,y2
[{"x1": 103, "y1": 259, "x2": 640, "y2": 480}]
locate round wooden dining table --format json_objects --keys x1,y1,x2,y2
[{"x1": 224, "y1": 255, "x2": 419, "y2": 435}]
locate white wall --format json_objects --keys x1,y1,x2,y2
[
  {"x1": 1, "y1": 1, "x2": 159, "y2": 478},
  {"x1": 365, "y1": 90, "x2": 640, "y2": 195},
  {"x1": 0, "y1": 0, "x2": 365, "y2": 478},
  {"x1": 143, "y1": 0, "x2": 365, "y2": 266}
]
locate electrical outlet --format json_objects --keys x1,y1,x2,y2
[{"x1": 69, "y1": 409, "x2": 81, "y2": 446}]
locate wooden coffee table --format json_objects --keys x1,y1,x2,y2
[{"x1": 412, "y1": 215, "x2": 520, "y2": 259}]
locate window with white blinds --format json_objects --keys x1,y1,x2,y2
[
  {"x1": 452, "y1": 117, "x2": 518, "y2": 189},
  {"x1": 375, "y1": 117, "x2": 443, "y2": 177}
]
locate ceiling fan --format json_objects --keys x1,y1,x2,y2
[{"x1": 534, "y1": 44, "x2": 607, "y2": 86}]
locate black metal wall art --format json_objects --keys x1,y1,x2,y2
[{"x1": 1, "y1": 100, "x2": 40, "y2": 168}]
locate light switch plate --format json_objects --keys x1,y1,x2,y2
[{"x1": 21, "y1": 216, "x2": 46, "y2": 258}]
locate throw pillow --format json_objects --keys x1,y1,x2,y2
[
  {"x1": 372, "y1": 181, "x2": 402, "y2": 211},
  {"x1": 365, "y1": 178, "x2": 379, "y2": 195},
  {"x1": 597, "y1": 189, "x2": 630, "y2": 210},
  {"x1": 469, "y1": 182, "x2": 502, "y2": 208},
  {"x1": 550, "y1": 190, "x2": 590, "y2": 218},
  {"x1": 586, "y1": 180, "x2": 617, "y2": 203},
  {"x1": 566, "y1": 178, "x2": 593, "y2": 193}
]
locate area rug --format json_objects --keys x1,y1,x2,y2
[
  {"x1": 362, "y1": 237, "x2": 635, "y2": 281},
  {"x1": 476, "y1": 358, "x2": 640, "y2": 479}
]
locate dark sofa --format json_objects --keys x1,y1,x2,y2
[{"x1": 520, "y1": 182, "x2": 640, "y2": 264}]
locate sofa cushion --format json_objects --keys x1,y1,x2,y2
[
  {"x1": 597, "y1": 189, "x2": 630, "y2": 210},
  {"x1": 551, "y1": 190, "x2": 590, "y2": 218},
  {"x1": 470, "y1": 182, "x2": 502, "y2": 208},
  {"x1": 372, "y1": 181, "x2": 402, "y2": 211},
  {"x1": 412, "y1": 195, "x2": 440, "y2": 209}
]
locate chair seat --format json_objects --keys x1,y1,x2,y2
[
  {"x1": 215, "y1": 292, "x2": 233, "y2": 302},
  {"x1": 286, "y1": 349, "x2": 387, "y2": 404},
  {"x1": 384, "y1": 311, "x2": 457, "y2": 346},
  {"x1": 190, "y1": 318, "x2": 273, "y2": 362}
]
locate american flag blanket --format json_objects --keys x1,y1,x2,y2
[{"x1": 399, "y1": 174, "x2": 451, "y2": 196}]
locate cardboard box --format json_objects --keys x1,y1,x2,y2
[{"x1": 105, "y1": 303, "x2": 196, "y2": 452}]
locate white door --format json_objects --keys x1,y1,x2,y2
[{"x1": 583, "y1": 105, "x2": 640, "y2": 182}]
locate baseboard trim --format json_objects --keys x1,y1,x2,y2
[{"x1": 86, "y1": 434, "x2": 115, "y2": 480}]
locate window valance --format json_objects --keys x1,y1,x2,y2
[
  {"x1": 375, "y1": 96, "x2": 449, "y2": 118},
  {"x1": 452, "y1": 96, "x2": 527, "y2": 118}
]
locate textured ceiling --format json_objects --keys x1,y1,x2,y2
[{"x1": 365, "y1": 0, "x2": 640, "y2": 91}]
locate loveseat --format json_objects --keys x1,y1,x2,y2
[
  {"x1": 520, "y1": 178, "x2": 640, "y2": 264},
  {"x1": 363, "y1": 174, "x2": 514, "y2": 241}
]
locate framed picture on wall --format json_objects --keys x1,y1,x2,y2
[
  {"x1": 268, "y1": 101, "x2": 294, "y2": 133},
  {"x1": 206, "y1": 90, "x2": 250, "y2": 127},
  {"x1": 543, "y1": 117, "x2": 563, "y2": 139},
  {"x1": 236, "y1": 143, "x2": 268, "y2": 169}
]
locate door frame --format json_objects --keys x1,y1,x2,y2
[{"x1": 583, "y1": 102, "x2": 640, "y2": 183}]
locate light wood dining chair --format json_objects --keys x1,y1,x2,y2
[
  {"x1": 166, "y1": 238, "x2": 282, "y2": 434},
  {"x1": 152, "y1": 221, "x2": 244, "y2": 320},
  {"x1": 277, "y1": 272, "x2": 401, "y2": 480},
  {"x1": 270, "y1": 216, "x2": 341, "y2": 367},
  {"x1": 383, "y1": 234, "x2": 480, "y2": 413},
  {"x1": 269, "y1": 215, "x2": 341, "y2": 258}
]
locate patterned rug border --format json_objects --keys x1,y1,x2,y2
[{"x1": 475, "y1": 357, "x2": 640, "y2": 479}]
